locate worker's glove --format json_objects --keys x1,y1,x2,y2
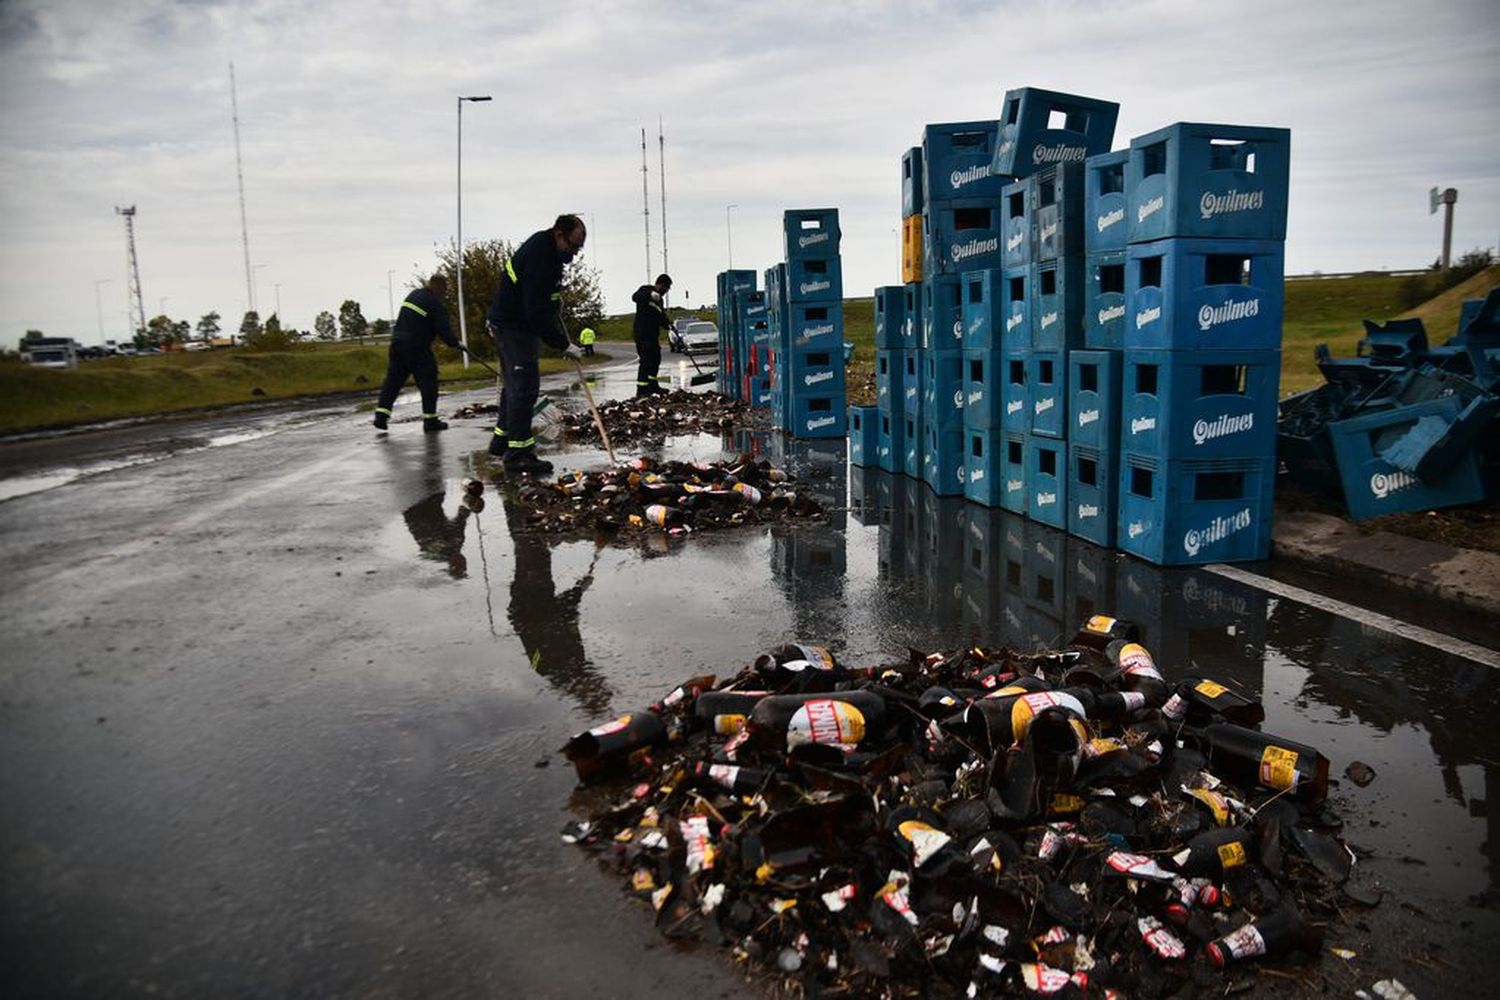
[{"x1": 563, "y1": 343, "x2": 585, "y2": 361}]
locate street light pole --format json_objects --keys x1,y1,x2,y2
[
  {"x1": 386, "y1": 270, "x2": 395, "y2": 323},
  {"x1": 726, "y1": 204, "x2": 739, "y2": 269},
  {"x1": 274, "y1": 283, "x2": 282, "y2": 319},
  {"x1": 94, "y1": 279, "x2": 112, "y2": 341},
  {"x1": 456, "y1": 94, "x2": 492, "y2": 370}
]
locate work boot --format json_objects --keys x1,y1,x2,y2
[
  {"x1": 504, "y1": 449, "x2": 554, "y2": 475},
  {"x1": 488, "y1": 431, "x2": 508, "y2": 457},
  {"x1": 423, "y1": 417, "x2": 449, "y2": 433},
  {"x1": 373, "y1": 411, "x2": 389, "y2": 430}
]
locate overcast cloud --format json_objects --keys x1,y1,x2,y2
[{"x1": 1, "y1": 0, "x2": 1496, "y2": 346}]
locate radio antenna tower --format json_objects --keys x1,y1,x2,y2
[
  {"x1": 115, "y1": 205, "x2": 147, "y2": 336},
  {"x1": 640, "y1": 127, "x2": 651, "y2": 283},
  {"x1": 230, "y1": 62, "x2": 254, "y2": 314},
  {"x1": 658, "y1": 116, "x2": 669, "y2": 305}
]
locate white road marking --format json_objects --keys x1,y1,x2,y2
[{"x1": 1206, "y1": 562, "x2": 1500, "y2": 669}]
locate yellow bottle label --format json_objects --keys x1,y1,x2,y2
[
  {"x1": 1188, "y1": 787, "x2": 1230, "y2": 825},
  {"x1": 1049, "y1": 794, "x2": 1085, "y2": 815},
  {"x1": 1260, "y1": 745, "x2": 1300, "y2": 791},
  {"x1": 712, "y1": 713, "x2": 747, "y2": 736},
  {"x1": 1216, "y1": 841, "x2": 1247, "y2": 870},
  {"x1": 1194, "y1": 680, "x2": 1229, "y2": 699},
  {"x1": 1084, "y1": 614, "x2": 1117, "y2": 635}
]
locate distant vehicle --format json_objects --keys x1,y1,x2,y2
[
  {"x1": 679, "y1": 321, "x2": 719, "y2": 357},
  {"x1": 19, "y1": 336, "x2": 79, "y2": 369}
]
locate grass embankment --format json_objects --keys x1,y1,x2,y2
[{"x1": 0, "y1": 337, "x2": 625, "y2": 435}]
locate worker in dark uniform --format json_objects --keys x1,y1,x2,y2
[
  {"x1": 631, "y1": 273, "x2": 672, "y2": 397},
  {"x1": 374, "y1": 273, "x2": 458, "y2": 432},
  {"x1": 485, "y1": 214, "x2": 586, "y2": 474}
]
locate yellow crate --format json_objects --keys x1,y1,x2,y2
[{"x1": 902, "y1": 214, "x2": 923, "y2": 283}]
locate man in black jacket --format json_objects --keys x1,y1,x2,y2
[
  {"x1": 485, "y1": 214, "x2": 586, "y2": 474},
  {"x1": 632, "y1": 273, "x2": 672, "y2": 397},
  {"x1": 374, "y1": 273, "x2": 459, "y2": 432}
]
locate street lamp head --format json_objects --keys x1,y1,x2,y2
[{"x1": 461, "y1": 95, "x2": 493, "y2": 102}]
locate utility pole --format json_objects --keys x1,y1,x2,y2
[
  {"x1": 658, "y1": 116, "x2": 669, "y2": 305},
  {"x1": 1429, "y1": 186, "x2": 1458, "y2": 268},
  {"x1": 640, "y1": 127, "x2": 651, "y2": 284},
  {"x1": 230, "y1": 63, "x2": 254, "y2": 314},
  {"x1": 116, "y1": 206, "x2": 147, "y2": 337}
]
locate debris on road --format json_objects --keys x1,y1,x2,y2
[
  {"x1": 561, "y1": 616, "x2": 1357, "y2": 997},
  {"x1": 494, "y1": 455, "x2": 825, "y2": 539},
  {"x1": 560, "y1": 390, "x2": 765, "y2": 446}
]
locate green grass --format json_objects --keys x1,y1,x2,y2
[{"x1": 4, "y1": 268, "x2": 1494, "y2": 434}]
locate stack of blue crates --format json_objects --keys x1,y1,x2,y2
[
  {"x1": 715, "y1": 270, "x2": 757, "y2": 399},
  {"x1": 1116, "y1": 122, "x2": 1290, "y2": 565},
  {"x1": 770, "y1": 209, "x2": 847, "y2": 438},
  {"x1": 872, "y1": 284, "x2": 906, "y2": 473}
]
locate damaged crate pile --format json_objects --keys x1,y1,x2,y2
[
  {"x1": 1279, "y1": 287, "x2": 1500, "y2": 520},
  {"x1": 499, "y1": 455, "x2": 825, "y2": 537},
  {"x1": 559, "y1": 389, "x2": 762, "y2": 446},
  {"x1": 562, "y1": 615, "x2": 1355, "y2": 997},
  {"x1": 716, "y1": 270, "x2": 770, "y2": 407}
]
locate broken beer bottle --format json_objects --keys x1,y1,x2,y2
[{"x1": 1190, "y1": 723, "x2": 1330, "y2": 805}]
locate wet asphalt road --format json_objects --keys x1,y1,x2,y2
[{"x1": 1, "y1": 362, "x2": 1498, "y2": 998}]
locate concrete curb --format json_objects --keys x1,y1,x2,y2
[{"x1": 1272, "y1": 510, "x2": 1500, "y2": 623}]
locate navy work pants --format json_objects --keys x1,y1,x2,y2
[{"x1": 377, "y1": 335, "x2": 439, "y2": 416}]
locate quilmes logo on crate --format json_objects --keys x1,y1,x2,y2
[
  {"x1": 799, "y1": 279, "x2": 833, "y2": 296},
  {"x1": 1077, "y1": 407, "x2": 1100, "y2": 429},
  {"x1": 1007, "y1": 478, "x2": 1024, "y2": 496},
  {"x1": 1192, "y1": 412, "x2": 1255, "y2": 446},
  {"x1": 1197, "y1": 298, "x2": 1261, "y2": 332},
  {"x1": 1181, "y1": 576, "x2": 1251, "y2": 617},
  {"x1": 1036, "y1": 489, "x2": 1058, "y2": 507},
  {"x1": 1126, "y1": 519, "x2": 1150, "y2": 540},
  {"x1": 1076, "y1": 502, "x2": 1100, "y2": 520},
  {"x1": 1096, "y1": 206, "x2": 1125, "y2": 235},
  {"x1": 971, "y1": 466, "x2": 986, "y2": 482},
  {"x1": 1039, "y1": 310, "x2": 1059, "y2": 334},
  {"x1": 805, "y1": 415, "x2": 839, "y2": 431},
  {"x1": 1130, "y1": 416, "x2": 1156, "y2": 435},
  {"x1": 1034, "y1": 395, "x2": 1056, "y2": 417},
  {"x1": 1006, "y1": 310, "x2": 1026, "y2": 334},
  {"x1": 1136, "y1": 195, "x2": 1166, "y2": 225},
  {"x1": 795, "y1": 323, "x2": 836, "y2": 347},
  {"x1": 1007, "y1": 398, "x2": 1025, "y2": 417},
  {"x1": 797, "y1": 231, "x2": 833, "y2": 250},
  {"x1": 1097, "y1": 302, "x2": 1125, "y2": 326},
  {"x1": 1200, "y1": 189, "x2": 1266, "y2": 220},
  {"x1": 968, "y1": 387, "x2": 986, "y2": 406},
  {"x1": 1006, "y1": 229, "x2": 1027, "y2": 255},
  {"x1": 1369, "y1": 469, "x2": 1419, "y2": 500},
  {"x1": 967, "y1": 314, "x2": 985, "y2": 336},
  {"x1": 951, "y1": 236, "x2": 1001, "y2": 265},
  {"x1": 804, "y1": 371, "x2": 836, "y2": 388},
  {"x1": 951, "y1": 164, "x2": 995, "y2": 192},
  {"x1": 1182, "y1": 507, "x2": 1254, "y2": 557},
  {"x1": 997, "y1": 139, "x2": 1088, "y2": 166}
]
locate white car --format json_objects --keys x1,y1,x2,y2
[{"x1": 679, "y1": 321, "x2": 719, "y2": 356}]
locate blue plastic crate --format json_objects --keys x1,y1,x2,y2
[
  {"x1": 923, "y1": 121, "x2": 1005, "y2": 203},
  {"x1": 994, "y1": 87, "x2": 1120, "y2": 179},
  {"x1": 1121, "y1": 348, "x2": 1280, "y2": 459},
  {"x1": 962, "y1": 349, "x2": 1004, "y2": 429},
  {"x1": 1002, "y1": 350, "x2": 1030, "y2": 432},
  {"x1": 1127, "y1": 122, "x2": 1290, "y2": 243},
  {"x1": 961, "y1": 269, "x2": 1003, "y2": 349},
  {"x1": 849, "y1": 405, "x2": 878, "y2": 466},
  {"x1": 1027, "y1": 349, "x2": 1067, "y2": 439},
  {"x1": 735, "y1": 290, "x2": 767, "y2": 326},
  {"x1": 922, "y1": 274, "x2": 965, "y2": 353},
  {"x1": 788, "y1": 393, "x2": 847, "y2": 439},
  {"x1": 902, "y1": 282, "x2": 923, "y2": 350},
  {"x1": 922, "y1": 351, "x2": 965, "y2": 428},
  {"x1": 876, "y1": 349, "x2": 897, "y2": 412},
  {"x1": 717, "y1": 269, "x2": 757, "y2": 302},
  {"x1": 1069, "y1": 349, "x2": 1122, "y2": 450},
  {"x1": 786, "y1": 346, "x2": 848, "y2": 397},
  {"x1": 1326, "y1": 397, "x2": 1487, "y2": 521},
  {"x1": 875, "y1": 285, "x2": 906, "y2": 350},
  {"x1": 787, "y1": 301, "x2": 843, "y2": 351},
  {"x1": 922, "y1": 418, "x2": 966, "y2": 496},
  {"x1": 902, "y1": 146, "x2": 924, "y2": 217},
  {"x1": 877, "y1": 408, "x2": 906, "y2": 473},
  {"x1": 901, "y1": 350, "x2": 922, "y2": 416},
  {"x1": 783, "y1": 208, "x2": 841, "y2": 261},
  {"x1": 1001, "y1": 266, "x2": 1031, "y2": 349},
  {"x1": 749, "y1": 375, "x2": 772, "y2": 408},
  {"x1": 1084, "y1": 250, "x2": 1127, "y2": 349},
  {"x1": 1068, "y1": 443, "x2": 1117, "y2": 547},
  {"x1": 965, "y1": 428, "x2": 1006, "y2": 506},
  {"x1": 1001, "y1": 178, "x2": 1033, "y2": 269},
  {"x1": 1085, "y1": 150, "x2": 1129, "y2": 253},
  {"x1": 902, "y1": 412, "x2": 922, "y2": 478},
  {"x1": 1031, "y1": 256, "x2": 1086, "y2": 351},
  {"x1": 924, "y1": 198, "x2": 1004, "y2": 278},
  {"x1": 786, "y1": 256, "x2": 843, "y2": 304},
  {"x1": 1125, "y1": 237, "x2": 1285, "y2": 351},
  {"x1": 1031, "y1": 162, "x2": 1086, "y2": 261},
  {"x1": 1117, "y1": 453, "x2": 1275, "y2": 565},
  {"x1": 763, "y1": 263, "x2": 785, "y2": 310},
  {"x1": 1027, "y1": 436, "x2": 1068, "y2": 529}
]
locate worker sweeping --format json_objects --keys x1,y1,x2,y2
[
  {"x1": 631, "y1": 273, "x2": 673, "y2": 397},
  {"x1": 373, "y1": 273, "x2": 459, "y2": 432},
  {"x1": 485, "y1": 213, "x2": 586, "y2": 474}
]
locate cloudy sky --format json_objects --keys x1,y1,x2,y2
[{"x1": 1, "y1": 0, "x2": 1496, "y2": 346}]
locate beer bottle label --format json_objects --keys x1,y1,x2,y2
[
  {"x1": 1021, "y1": 963, "x2": 1073, "y2": 994},
  {"x1": 680, "y1": 815, "x2": 716, "y2": 874},
  {"x1": 631, "y1": 868, "x2": 656, "y2": 892},
  {"x1": 589, "y1": 714, "x2": 631, "y2": 737},
  {"x1": 794, "y1": 644, "x2": 836, "y2": 670},
  {"x1": 1194, "y1": 679, "x2": 1229, "y2": 699},
  {"x1": 820, "y1": 883, "x2": 857, "y2": 913},
  {"x1": 712, "y1": 713, "x2": 747, "y2": 736},
  {"x1": 1119, "y1": 643, "x2": 1163, "y2": 682},
  {"x1": 708, "y1": 764, "x2": 741, "y2": 788},
  {"x1": 1048, "y1": 793, "x2": 1085, "y2": 815},
  {"x1": 645, "y1": 504, "x2": 671, "y2": 527},
  {"x1": 879, "y1": 874, "x2": 918, "y2": 926},
  {"x1": 1138, "y1": 916, "x2": 1187, "y2": 960},
  {"x1": 986, "y1": 682, "x2": 1032, "y2": 698},
  {"x1": 1220, "y1": 922, "x2": 1268, "y2": 959},
  {"x1": 1084, "y1": 737, "x2": 1127, "y2": 759},
  {"x1": 1259, "y1": 745, "x2": 1300, "y2": 790},
  {"x1": 1119, "y1": 691, "x2": 1147, "y2": 712},
  {"x1": 1104, "y1": 851, "x2": 1176, "y2": 882},
  {"x1": 1010, "y1": 691, "x2": 1087, "y2": 742},
  {"x1": 1161, "y1": 693, "x2": 1187, "y2": 720},
  {"x1": 897, "y1": 820, "x2": 953, "y2": 868},
  {"x1": 787, "y1": 699, "x2": 866, "y2": 748},
  {"x1": 1083, "y1": 614, "x2": 1117, "y2": 636},
  {"x1": 1187, "y1": 787, "x2": 1231, "y2": 825},
  {"x1": 1216, "y1": 840, "x2": 1248, "y2": 870}
]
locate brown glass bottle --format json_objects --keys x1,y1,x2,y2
[
  {"x1": 1160, "y1": 677, "x2": 1266, "y2": 727},
  {"x1": 1205, "y1": 903, "x2": 1318, "y2": 969},
  {"x1": 1191, "y1": 722, "x2": 1329, "y2": 805},
  {"x1": 747, "y1": 691, "x2": 887, "y2": 750},
  {"x1": 563, "y1": 711, "x2": 668, "y2": 782}
]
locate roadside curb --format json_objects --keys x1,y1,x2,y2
[{"x1": 1272, "y1": 510, "x2": 1500, "y2": 623}]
